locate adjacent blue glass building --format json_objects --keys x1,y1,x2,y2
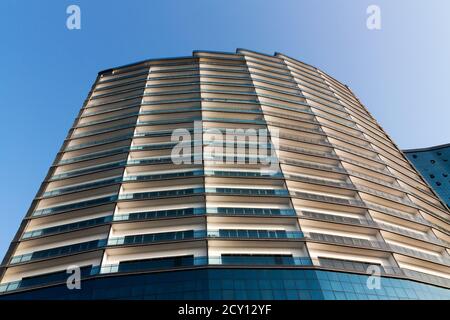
[{"x1": 404, "y1": 144, "x2": 450, "y2": 209}]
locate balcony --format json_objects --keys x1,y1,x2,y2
[
  {"x1": 32, "y1": 195, "x2": 118, "y2": 217},
  {"x1": 10, "y1": 239, "x2": 107, "y2": 264},
  {"x1": 208, "y1": 229, "x2": 304, "y2": 240},
  {"x1": 118, "y1": 188, "x2": 204, "y2": 201},
  {"x1": 114, "y1": 207, "x2": 206, "y2": 221},
  {"x1": 205, "y1": 187, "x2": 289, "y2": 196},
  {"x1": 107, "y1": 230, "x2": 204, "y2": 246},
  {"x1": 22, "y1": 216, "x2": 113, "y2": 239}
]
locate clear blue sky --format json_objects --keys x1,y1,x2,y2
[{"x1": 0, "y1": 0, "x2": 449, "y2": 259}]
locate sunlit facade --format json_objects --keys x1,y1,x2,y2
[{"x1": 1, "y1": 49, "x2": 449, "y2": 299}]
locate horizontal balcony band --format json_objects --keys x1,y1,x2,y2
[
  {"x1": 305, "y1": 232, "x2": 450, "y2": 266},
  {"x1": 113, "y1": 207, "x2": 296, "y2": 222},
  {"x1": 119, "y1": 187, "x2": 288, "y2": 202},
  {"x1": 263, "y1": 101, "x2": 350, "y2": 122},
  {"x1": 266, "y1": 120, "x2": 323, "y2": 134},
  {"x1": 354, "y1": 183, "x2": 417, "y2": 207},
  {"x1": 50, "y1": 161, "x2": 127, "y2": 180},
  {"x1": 59, "y1": 139, "x2": 276, "y2": 168},
  {"x1": 280, "y1": 158, "x2": 348, "y2": 174},
  {"x1": 332, "y1": 144, "x2": 380, "y2": 162},
  {"x1": 32, "y1": 195, "x2": 118, "y2": 217},
  {"x1": 279, "y1": 133, "x2": 331, "y2": 147},
  {"x1": 136, "y1": 117, "x2": 202, "y2": 126},
  {"x1": 114, "y1": 207, "x2": 206, "y2": 222},
  {"x1": 21, "y1": 207, "x2": 299, "y2": 240},
  {"x1": 204, "y1": 187, "x2": 289, "y2": 196},
  {"x1": 364, "y1": 202, "x2": 430, "y2": 226},
  {"x1": 96, "y1": 70, "x2": 150, "y2": 84},
  {"x1": 290, "y1": 75, "x2": 337, "y2": 98},
  {"x1": 283, "y1": 173, "x2": 355, "y2": 189},
  {"x1": 202, "y1": 117, "x2": 266, "y2": 125},
  {"x1": 81, "y1": 103, "x2": 142, "y2": 118},
  {"x1": 101, "y1": 256, "x2": 312, "y2": 275},
  {"x1": 339, "y1": 156, "x2": 392, "y2": 175},
  {"x1": 3, "y1": 255, "x2": 448, "y2": 294},
  {"x1": 208, "y1": 229, "x2": 304, "y2": 239},
  {"x1": 279, "y1": 145, "x2": 337, "y2": 159},
  {"x1": 79, "y1": 105, "x2": 216, "y2": 127},
  {"x1": 13, "y1": 229, "x2": 448, "y2": 268},
  {"x1": 313, "y1": 257, "x2": 450, "y2": 289},
  {"x1": 292, "y1": 191, "x2": 365, "y2": 207},
  {"x1": 127, "y1": 155, "x2": 196, "y2": 166},
  {"x1": 123, "y1": 169, "x2": 204, "y2": 182},
  {"x1": 42, "y1": 176, "x2": 123, "y2": 197},
  {"x1": 24, "y1": 202, "x2": 448, "y2": 249},
  {"x1": 93, "y1": 79, "x2": 148, "y2": 94},
  {"x1": 9, "y1": 239, "x2": 107, "y2": 264},
  {"x1": 295, "y1": 85, "x2": 344, "y2": 109},
  {"x1": 70, "y1": 124, "x2": 136, "y2": 140},
  {"x1": 147, "y1": 79, "x2": 301, "y2": 94},
  {"x1": 292, "y1": 190, "x2": 431, "y2": 227},
  {"x1": 23, "y1": 206, "x2": 298, "y2": 238},
  {"x1": 147, "y1": 73, "x2": 251, "y2": 83},
  {"x1": 270, "y1": 119, "x2": 372, "y2": 151},
  {"x1": 77, "y1": 111, "x2": 140, "y2": 127},
  {"x1": 148, "y1": 73, "x2": 247, "y2": 82},
  {"x1": 389, "y1": 243, "x2": 450, "y2": 266},
  {"x1": 134, "y1": 128, "x2": 195, "y2": 138},
  {"x1": 108, "y1": 230, "x2": 203, "y2": 246},
  {"x1": 299, "y1": 211, "x2": 449, "y2": 248},
  {"x1": 261, "y1": 109, "x2": 314, "y2": 121},
  {"x1": 107, "y1": 229, "x2": 304, "y2": 247},
  {"x1": 72, "y1": 114, "x2": 364, "y2": 154},
  {"x1": 85, "y1": 94, "x2": 145, "y2": 110},
  {"x1": 22, "y1": 216, "x2": 113, "y2": 240},
  {"x1": 306, "y1": 101, "x2": 354, "y2": 123},
  {"x1": 91, "y1": 87, "x2": 147, "y2": 101},
  {"x1": 287, "y1": 67, "x2": 328, "y2": 86},
  {"x1": 66, "y1": 134, "x2": 134, "y2": 151},
  {"x1": 345, "y1": 168, "x2": 400, "y2": 189},
  {"x1": 92, "y1": 83, "x2": 147, "y2": 99},
  {"x1": 118, "y1": 188, "x2": 204, "y2": 200},
  {"x1": 58, "y1": 146, "x2": 130, "y2": 165},
  {"x1": 0, "y1": 266, "x2": 94, "y2": 294}
]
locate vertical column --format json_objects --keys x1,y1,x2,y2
[{"x1": 100, "y1": 57, "x2": 207, "y2": 272}]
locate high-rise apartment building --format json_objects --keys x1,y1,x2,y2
[
  {"x1": 1, "y1": 49, "x2": 449, "y2": 300},
  {"x1": 404, "y1": 144, "x2": 450, "y2": 209}
]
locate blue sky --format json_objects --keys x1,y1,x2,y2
[{"x1": 0, "y1": 0, "x2": 449, "y2": 258}]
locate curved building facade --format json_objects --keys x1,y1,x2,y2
[{"x1": 1, "y1": 49, "x2": 449, "y2": 299}]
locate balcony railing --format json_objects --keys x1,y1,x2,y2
[
  {"x1": 113, "y1": 207, "x2": 206, "y2": 221},
  {"x1": 32, "y1": 195, "x2": 118, "y2": 217},
  {"x1": 205, "y1": 187, "x2": 289, "y2": 196},
  {"x1": 10, "y1": 239, "x2": 107, "y2": 264},
  {"x1": 22, "y1": 215, "x2": 113, "y2": 239},
  {"x1": 107, "y1": 230, "x2": 204, "y2": 246},
  {"x1": 43, "y1": 177, "x2": 122, "y2": 197},
  {"x1": 51, "y1": 161, "x2": 126, "y2": 180},
  {"x1": 208, "y1": 229, "x2": 304, "y2": 240},
  {"x1": 118, "y1": 188, "x2": 204, "y2": 201}
]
